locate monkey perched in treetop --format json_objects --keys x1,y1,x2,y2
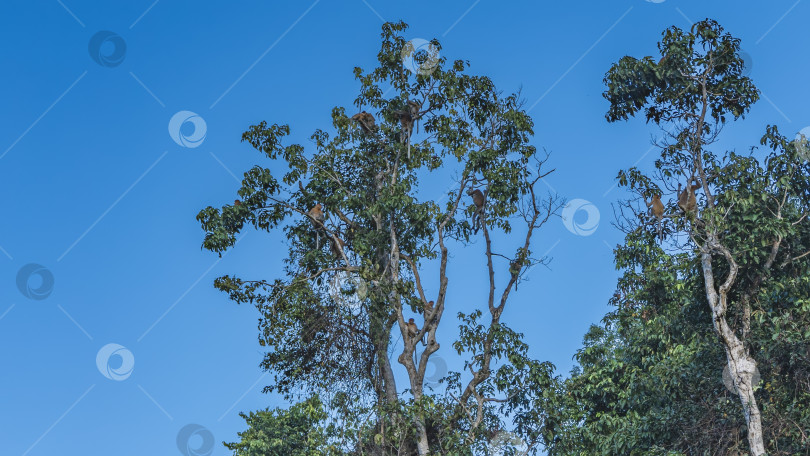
[
  {"x1": 397, "y1": 100, "x2": 422, "y2": 159},
  {"x1": 351, "y1": 111, "x2": 375, "y2": 134},
  {"x1": 308, "y1": 203, "x2": 325, "y2": 248},
  {"x1": 467, "y1": 188, "x2": 486, "y2": 234},
  {"x1": 308, "y1": 203, "x2": 325, "y2": 228},
  {"x1": 645, "y1": 193, "x2": 665, "y2": 240},
  {"x1": 677, "y1": 177, "x2": 701, "y2": 215}
]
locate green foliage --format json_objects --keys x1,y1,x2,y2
[
  {"x1": 546, "y1": 18, "x2": 810, "y2": 455},
  {"x1": 224, "y1": 396, "x2": 335, "y2": 456},
  {"x1": 200, "y1": 20, "x2": 561, "y2": 455}
]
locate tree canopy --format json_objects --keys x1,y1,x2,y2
[{"x1": 199, "y1": 19, "x2": 810, "y2": 456}]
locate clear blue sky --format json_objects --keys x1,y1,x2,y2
[{"x1": 0, "y1": 1, "x2": 806, "y2": 454}]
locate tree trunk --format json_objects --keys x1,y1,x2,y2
[
  {"x1": 700, "y1": 251, "x2": 766, "y2": 455},
  {"x1": 725, "y1": 348, "x2": 766, "y2": 455}
]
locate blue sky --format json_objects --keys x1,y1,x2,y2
[{"x1": 0, "y1": 1, "x2": 807, "y2": 455}]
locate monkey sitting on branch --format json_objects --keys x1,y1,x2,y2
[
  {"x1": 644, "y1": 193, "x2": 665, "y2": 240},
  {"x1": 308, "y1": 203, "x2": 326, "y2": 248},
  {"x1": 396, "y1": 100, "x2": 422, "y2": 159},
  {"x1": 351, "y1": 111, "x2": 376, "y2": 134},
  {"x1": 406, "y1": 318, "x2": 426, "y2": 346},
  {"x1": 677, "y1": 176, "x2": 701, "y2": 216},
  {"x1": 467, "y1": 188, "x2": 486, "y2": 234}
]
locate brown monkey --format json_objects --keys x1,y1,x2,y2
[
  {"x1": 406, "y1": 318, "x2": 420, "y2": 342},
  {"x1": 351, "y1": 111, "x2": 375, "y2": 133},
  {"x1": 308, "y1": 203, "x2": 325, "y2": 228},
  {"x1": 308, "y1": 203, "x2": 325, "y2": 248},
  {"x1": 330, "y1": 235, "x2": 345, "y2": 258},
  {"x1": 677, "y1": 178, "x2": 701, "y2": 214},
  {"x1": 467, "y1": 188, "x2": 486, "y2": 234},
  {"x1": 424, "y1": 300, "x2": 435, "y2": 315},
  {"x1": 408, "y1": 316, "x2": 427, "y2": 346},
  {"x1": 234, "y1": 199, "x2": 241, "y2": 206},
  {"x1": 408, "y1": 100, "x2": 422, "y2": 132},
  {"x1": 397, "y1": 100, "x2": 422, "y2": 159},
  {"x1": 645, "y1": 193, "x2": 665, "y2": 240}
]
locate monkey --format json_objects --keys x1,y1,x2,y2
[
  {"x1": 406, "y1": 318, "x2": 420, "y2": 343},
  {"x1": 395, "y1": 100, "x2": 422, "y2": 159},
  {"x1": 424, "y1": 300, "x2": 435, "y2": 315},
  {"x1": 234, "y1": 199, "x2": 241, "y2": 206},
  {"x1": 467, "y1": 188, "x2": 486, "y2": 234},
  {"x1": 644, "y1": 193, "x2": 665, "y2": 240},
  {"x1": 406, "y1": 316, "x2": 427, "y2": 346},
  {"x1": 308, "y1": 203, "x2": 325, "y2": 228},
  {"x1": 509, "y1": 260, "x2": 521, "y2": 277},
  {"x1": 308, "y1": 203, "x2": 325, "y2": 248},
  {"x1": 351, "y1": 111, "x2": 375, "y2": 134},
  {"x1": 677, "y1": 177, "x2": 701, "y2": 215},
  {"x1": 330, "y1": 235, "x2": 345, "y2": 258}
]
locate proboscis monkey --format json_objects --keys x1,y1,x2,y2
[
  {"x1": 308, "y1": 203, "x2": 325, "y2": 248},
  {"x1": 351, "y1": 111, "x2": 375, "y2": 134},
  {"x1": 424, "y1": 300, "x2": 434, "y2": 315},
  {"x1": 645, "y1": 193, "x2": 665, "y2": 240},
  {"x1": 677, "y1": 178, "x2": 701, "y2": 215},
  {"x1": 406, "y1": 318, "x2": 420, "y2": 343},
  {"x1": 330, "y1": 235, "x2": 345, "y2": 258},
  {"x1": 234, "y1": 199, "x2": 241, "y2": 206},
  {"x1": 467, "y1": 188, "x2": 486, "y2": 234},
  {"x1": 398, "y1": 100, "x2": 422, "y2": 159}
]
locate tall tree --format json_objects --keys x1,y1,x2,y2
[
  {"x1": 198, "y1": 22, "x2": 563, "y2": 455},
  {"x1": 600, "y1": 19, "x2": 810, "y2": 455}
]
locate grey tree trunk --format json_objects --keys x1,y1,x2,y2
[{"x1": 700, "y1": 250, "x2": 766, "y2": 456}]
